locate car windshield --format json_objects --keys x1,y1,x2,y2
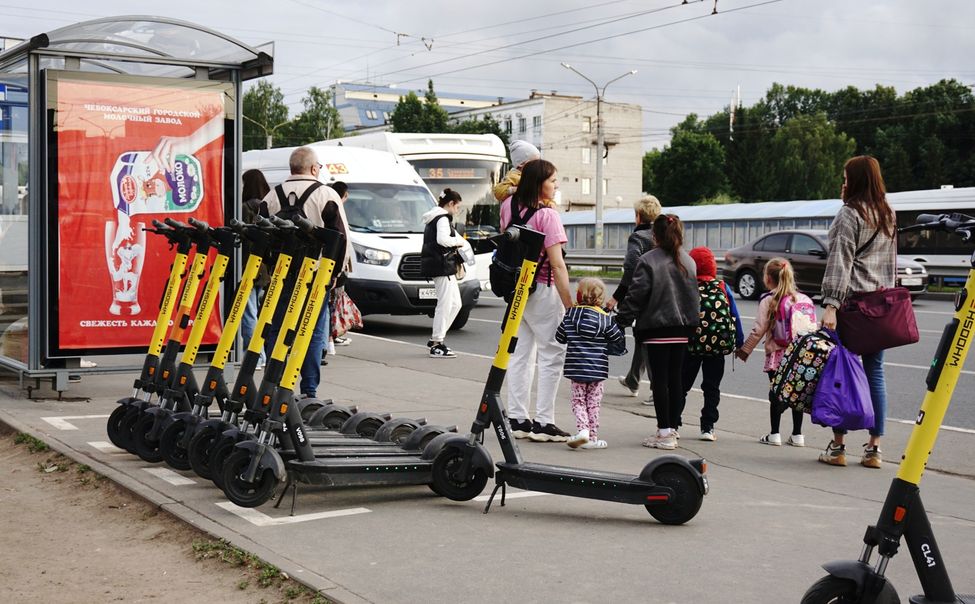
[{"x1": 343, "y1": 183, "x2": 436, "y2": 234}]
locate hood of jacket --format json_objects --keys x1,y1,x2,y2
[
  {"x1": 568, "y1": 306, "x2": 605, "y2": 339},
  {"x1": 421, "y1": 206, "x2": 448, "y2": 224},
  {"x1": 689, "y1": 246, "x2": 717, "y2": 280}
]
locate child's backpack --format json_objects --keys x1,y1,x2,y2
[
  {"x1": 771, "y1": 293, "x2": 818, "y2": 347},
  {"x1": 489, "y1": 197, "x2": 540, "y2": 300},
  {"x1": 771, "y1": 329, "x2": 836, "y2": 414},
  {"x1": 688, "y1": 279, "x2": 735, "y2": 356}
]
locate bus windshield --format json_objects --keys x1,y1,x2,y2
[
  {"x1": 409, "y1": 158, "x2": 506, "y2": 251},
  {"x1": 344, "y1": 183, "x2": 436, "y2": 234}
]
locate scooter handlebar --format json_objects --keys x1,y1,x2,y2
[
  {"x1": 187, "y1": 217, "x2": 210, "y2": 232},
  {"x1": 164, "y1": 217, "x2": 191, "y2": 231}
]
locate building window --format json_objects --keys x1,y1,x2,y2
[
  {"x1": 383, "y1": 111, "x2": 391, "y2": 120},
  {"x1": 581, "y1": 147, "x2": 591, "y2": 164},
  {"x1": 533, "y1": 115, "x2": 541, "y2": 129},
  {"x1": 518, "y1": 117, "x2": 526, "y2": 133},
  {"x1": 504, "y1": 119, "x2": 512, "y2": 134},
  {"x1": 365, "y1": 110, "x2": 377, "y2": 120},
  {"x1": 602, "y1": 179, "x2": 608, "y2": 196},
  {"x1": 582, "y1": 116, "x2": 591, "y2": 132},
  {"x1": 581, "y1": 178, "x2": 591, "y2": 195}
]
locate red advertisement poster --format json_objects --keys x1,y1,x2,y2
[{"x1": 52, "y1": 72, "x2": 229, "y2": 352}]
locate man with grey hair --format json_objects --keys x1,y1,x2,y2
[{"x1": 260, "y1": 146, "x2": 350, "y2": 399}]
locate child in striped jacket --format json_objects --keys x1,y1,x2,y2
[{"x1": 556, "y1": 278, "x2": 627, "y2": 449}]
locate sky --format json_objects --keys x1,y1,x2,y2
[{"x1": 3, "y1": 0, "x2": 974, "y2": 149}]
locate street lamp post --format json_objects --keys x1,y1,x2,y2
[{"x1": 562, "y1": 63, "x2": 637, "y2": 251}]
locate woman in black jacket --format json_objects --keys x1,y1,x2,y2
[{"x1": 606, "y1": 195, "x2": 661, "y2": 401}]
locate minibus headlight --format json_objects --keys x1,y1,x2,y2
[{"x1": 352, "y1": 243, "x2": 392, "y2": 266}]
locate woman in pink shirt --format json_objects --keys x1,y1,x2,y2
[{"x1": 500, "y1": 159, "x2": 574, "y2": 442}]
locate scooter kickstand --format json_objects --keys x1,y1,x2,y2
[
  {"x1": 483, "y1": 481, "x2": 506, "y2": 514},
  {"x1": 274, "y1": 476, "x2": 293, "y2": 510}
]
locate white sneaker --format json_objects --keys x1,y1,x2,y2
[
  {"x1": 334, "y1": 336, "x2": 351, "y2": 346},
  {"x1": 567, "y1": 429, "x2": 590, "y2": 449},
  {"x1": 759, "y1": 433, "x2": 782, "y2": 446},
  {"x1": 699, "y1": 430, "x2": 716, "y2": 442},
  {"x1": 617, "y1": 376, "x2": 639, "y2": 397},
  {"x1": 580, "y1": 439, "x2": 608, "y2": 449},
  {"x1": 788, "y1": 434, "x2": 805, "y2": 447},
  {"x1": 641, "y1": 392, "x2": 654, "y2": 406},
  {"x1": 642, "y1": 433, "x2": 677, "y2": 450},
  {"x1": 327, "y1": 341, "x2": 336, "y2": 356}
]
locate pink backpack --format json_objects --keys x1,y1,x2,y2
[{"x1": 772, "y1": 293, "x2": 818, "y2": 346}]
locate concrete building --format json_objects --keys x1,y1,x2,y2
[{"x1": 450, "y1": 91, "x2": 643, "y2": 212}]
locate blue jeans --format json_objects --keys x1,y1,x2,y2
[
  {"x1": 835, "y1": 350, "x2": 887, "y2": 438},
  {"x1": 240, "y1": 287, "x2": 266, "y2": 365},
  {"x1": 264, "y1": 288, "x2": 330, "y2": 399}
]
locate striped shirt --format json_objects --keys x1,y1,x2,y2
[
  {"x1": 821, "y1": 204, "x2": 897, "y2": 308},
  {"x1": 555, "y1": 306, "x2": 626, "y2": 383}
]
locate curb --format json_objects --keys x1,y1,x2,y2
[{"x1": 0, "y1": 409, "x2": 361, "y2": 604}]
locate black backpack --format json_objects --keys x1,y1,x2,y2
[
  {"x1": 489, "y1": 197, "x2": 543, "y2": 300},
  {"x1": 259, "y1": 181, "x2": 324, "y2": 223},
  {"x1": 420, "y1": 214, "x2": 461, "y2": 278}
]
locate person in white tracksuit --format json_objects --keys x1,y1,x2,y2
[{"x1": 420, "y1": 189, "x2": 469, "y2": 358}]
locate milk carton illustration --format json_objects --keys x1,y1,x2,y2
[{"x1": 105, "y1": 151, "x2": 204, "y2": 316}]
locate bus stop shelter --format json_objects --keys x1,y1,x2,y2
[{"x1": 0, "y1": 16, "x2": 272, "y2": 394}]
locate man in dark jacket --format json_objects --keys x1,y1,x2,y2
[{"x1": 605, "y1": 196, "x2": 661, "y2": 402}]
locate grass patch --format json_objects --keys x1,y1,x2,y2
[
  {"x1": 568, "y1": 268, "x2": 623, "y2": 279},
  {"x1": 928, "y1": 285, "x2": 962, "y2": 293},
  {"x1": 14, "y1": 432, "x2": 48, "y2": 453}
]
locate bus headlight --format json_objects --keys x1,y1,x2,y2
[{"x1": 352, "y1": 243, "x2": 392, "y2": 266}]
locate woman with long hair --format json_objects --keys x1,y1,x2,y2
[
  {"x1": 616, "y1": 214, "x2": 700, "y2": 449},
  {"x1": 819, "y1": 155, "x2": 897, "y2": 468},
  {"x1": 502, "y1": 159, "x2": 575, "y2": 442},
  {"x1": 241, "y1": 168, "x2": 271, "y2": 368}
]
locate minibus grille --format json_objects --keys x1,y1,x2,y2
[{"x1": 398, "y1": 254, "x2": 424, "y2": 281}]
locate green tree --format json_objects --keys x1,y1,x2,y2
[
  {"x1": 390, "y1": 91, "x2": 425, "y2": 133},
  {"x1": 242, "y1": 81, "x2": 289, "y2": 151},
  {"x1": 767, "y1": 113, "x2": 856, "y2": 200},
  {"x1": 449, "y1": 115, "x2": 510, "y2": 147},
  {"x1": 421, "y1": 79, "x2": 450, "y2": 132},
  {"x1": 281, "y1": 86, "x2": 344, "y2": 145},
  {"x1": 644, "y1": 130, "x2": 729, "y2": 205}
]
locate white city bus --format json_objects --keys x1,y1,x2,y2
[{"x1": 322, "y1": 132, "x2": 508, "y2": 287}]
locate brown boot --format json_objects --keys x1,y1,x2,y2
[
  {"x1": 861, "y1": 444, "x2": 882, "y2": 469},
  {"x1": 817, "y1": 440, "x2": 846, "y2": 466}
]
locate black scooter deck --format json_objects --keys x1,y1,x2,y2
[
  {"x1": 496, "y1": 461, "x2": 671, "y2": 505},
  {"x1": 287, "y1": 455, "x2": 432, "y2": 487}
]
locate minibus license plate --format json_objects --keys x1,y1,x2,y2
[
  {"x1": 901, "y1": 277, "x2": 922, "y2": 286},
  {"x1": 418, "y1": 288, "x2": 437, "y2": 299}
]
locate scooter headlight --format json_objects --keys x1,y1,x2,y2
[{"x1": 352, "y1": 243, "x2": 392, "y2": 266}]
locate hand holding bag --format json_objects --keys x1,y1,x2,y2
[
  {"x1": 836, "y1": 287, "x2": 919, "y2": 356},
  {"x1": 330, "y1": 288, "x2": 363, "y2": 339},
  {"x1": 811, "y1": 329, "x2": 874, "y2": 431}
]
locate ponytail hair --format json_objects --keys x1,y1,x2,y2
[
  {"x1": 764, "y1": 257, "x2": 797, "y2": 325},
  {"x1": 438, "y1": 188, "x2": 462, "y2": 207},
  {"x1": 652, "y1": 213, "x2": 687, "y2": 276}
]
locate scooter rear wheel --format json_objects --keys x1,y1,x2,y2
[
  {"x1": 210, "y1": 434, "x2": 245, "y2": 490},
  {"x1": 430, "y1": 448, "x2": 488, "y2": 501},
  {"x1": 222, "y1": 449, "x2": 279, "y2": 508},
  {"x1": 106, "y1": 405, "x2": 131, "y2": 449},
  {"x1": 159, "y1": 419, "x2": 192, "y2": 471},
  {"x1": 800, "y1": 575, "x2": 899, "y2": 604},
  {"x1": 132, "y1": 413, "x2": 164, "y2": 463},
  {"x1": 645, "y1": 466, "x2": 703, "y2": 525}
]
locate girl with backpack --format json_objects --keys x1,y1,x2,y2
[
  {"x1": 420, "y1": 188, "x2": 470, "y2": 358},
  {"x1": 500, "y1": 159, "x2": 575, "y2": 443},
  {"x1": 616, "y1": 214, "x2": 700, "y2": 450},
  {"x1": 736, "y1": 258, "x2": 815, "y2": 446},
  {"x1": 679, "y1": 246, "x2": 744, "y2": 442}
]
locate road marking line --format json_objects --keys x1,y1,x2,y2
[
  {"x1": 215, "y1": 502, "x2": 371, "y2": 526},
  {"x1": 889, "y1": 418, "x2": 975, "y2": 435},
  {"x1": 88, "y1": 441, "x2": 125, "y2": 453},
  {"x1": 353, "y1": 333, "x2": 494, "y2": 360},
  {"x1": 41, "y1": 414, "x2": 110, "y2": 430},
  {"x1": 473, "y1": 490, "x2": 549, "y2": 502},
  {"x1": 885, "y1": 361, "x2": 975, "y2": 376},
  {"x1": 468, "y1": 317, "x2": 501, "y2": 324},
  {"x1": 143, "y1": 468, "x2": 196, "y2": 486}
]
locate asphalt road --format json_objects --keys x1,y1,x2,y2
[{"x1": 359, "y1": 292, "x2": 975, "y2": 432}]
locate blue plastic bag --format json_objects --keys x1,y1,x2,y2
[{"x1": 811, "y1": 329, "x2": 874, "y2": 431}]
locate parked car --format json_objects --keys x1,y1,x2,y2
[{"x1": 723, "y1": 229, "x2": 927, "y2": 300}]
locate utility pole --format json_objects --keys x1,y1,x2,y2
[{"x1": 562, "y1": 63, "x2": 636, "y2": 250}]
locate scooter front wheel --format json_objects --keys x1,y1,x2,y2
[
  {"x1": 800, "y1": 575, "x2": 899, "y2": 604},
  {"x1": 645, "y1": 466, "x2": 703, "y2": 525},
  {"x1": 106, "y1": 405, "x2": 131, "y2": 449},
  {"x1": 132, "y1": 413, "x2": 164, "y2": 463},
  {"x1": 187, "y1": 425, "x2": 221, "y2": 480},
  {"x1": 221, "y1": 449, "x2": 279, "y2": 508},
  {"x1": 430, "y1": 448, "x2": 488, "y2": 501},
  {"x1": 159, "y1": 420, "x2": 192, "y2": 471}
]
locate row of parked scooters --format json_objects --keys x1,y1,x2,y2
[{"x1": 104, "y1": 215, "x2": 708, "y2": 523}]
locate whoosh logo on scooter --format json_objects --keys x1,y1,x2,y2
[{"x1": 947, "y1": 303, "x2": 975, "y2": 368}]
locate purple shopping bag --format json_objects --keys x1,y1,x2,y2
[{"x1": 811, "y1": 330, "x2": 874, "y2": 431}]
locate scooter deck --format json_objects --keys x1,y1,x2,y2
[
  {"x1": 495, "y1": 461, "x2": 671, "y2": 505},
  {"x1": 280, "y1": 446, "x2": 422, "y2": 458},
  {"x1": 909, "y1": 595, "x2": 975, "y2": 604},
  {"x1": 287, "y1": 455, "x2": 432, "y2": 487}
]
